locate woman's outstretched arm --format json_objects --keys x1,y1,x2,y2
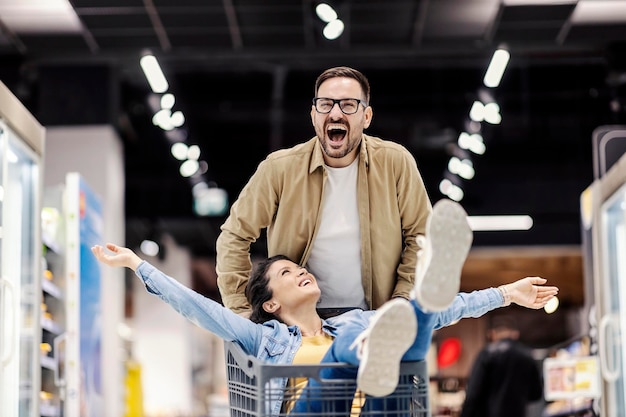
[{"x1": 91, "y1": 243, "x2": 266, "y2": 355}]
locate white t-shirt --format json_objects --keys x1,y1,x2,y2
[{"x1": 305, "y1": 157, "x2": 367, "y2": 309}]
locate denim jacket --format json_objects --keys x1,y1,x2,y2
[{"x1": 136, "y1": 261, "x2": 504, "y2": 415}]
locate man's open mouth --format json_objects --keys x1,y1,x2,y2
[{"x1": 327, "y1": 124, "x2": 347, "y2": 142}]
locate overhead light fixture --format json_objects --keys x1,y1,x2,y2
[
  {"x1": 466, "y1": 215, "x2": 533, "y2": 231},
  {"x1": 448, "y1": 157, "x2": 475, "y2": 180},
  {"x1": 484, "y1": 49, "x2": 510, "y2": 88},
  {"x1": 140, "y1": 54, "x2": 169, "y2": 93},
  {"x1": 469, "y1": 101, "x2": 502, "y2": 125},
  {"x1": 323, "y1": 19, "x2": 344, "y2": 40},
  {"x1": 152, "y1": 109, "x2": 174, "y2": 130},
  {"x1": 544, "y1": 296, "x2": 559, "y2": 314},
  {"x1": 169, "y1": 111, "x2": 185, "y2": 128},
  {"x1": 315, "y1": 2, "x2": 344, "y2": 40},
  {"x1": 193, "y1": 183, "x2": 229, "y2": 216},
  {"x1": 503, "y1": 0, "x2": 575, "y2": 5},
  {"x1": 458, "y1": 132, "x2": 486, "y2": 155},
  {"x1": 180, "y1": 160, "x2": 200, "y2": 177},
  {"x1": 469, "y1": 101, "x2": 485, "y2": 122},
  {"x1": 140, "y1": 239, "x2": 160, "y2": 257},
  {"x1": 315, "y1": 3, "x2": 337, "y2": 23},
  {"x1": 161, "y1": 93, "x2": 175, "y2": 109},
  {"x1": 171, "y1": 142, "x2": 189, "y2": 160},
  {"x1": 483, "y1": 102, "x2": 502, "y2": 124},
  {"x1": 439, "y1": 179, "x2": 464, "y2": 202},
  {"x1": 187, "y1": 145, "x2": 201, "y2": 161}
]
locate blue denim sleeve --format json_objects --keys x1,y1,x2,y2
[
  {"x1": 135, "y1": 261, "x2": 264, "y2": 354},
  {"x1": 433, "y1": 288, "x2": 504, "y2": 330}
]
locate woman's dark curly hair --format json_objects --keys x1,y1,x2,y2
[{"x1": 245, "y1": 254, "x2": 292, "y2": 324}]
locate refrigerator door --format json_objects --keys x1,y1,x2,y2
[
  {"x1": 0, "y1": 119, "x2": 42, "y2": 417},
  {"x1": 599, "y1": 182, "x2": 626, "y2": 417}
]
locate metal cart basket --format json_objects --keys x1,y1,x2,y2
[{"x1": 224, "y1": 341, "x2": 430, "y2": 417}]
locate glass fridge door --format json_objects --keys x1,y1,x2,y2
[
  {"x1": 0, "y1": 119, "x2": 42, "y2": 417},
  {"x1": 599, "y1": 182, "x2": 626, "y2": 417}
]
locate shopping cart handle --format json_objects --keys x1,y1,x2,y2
[{"x1": 225, "y1": 340, "x2": 260, "y2": 379}]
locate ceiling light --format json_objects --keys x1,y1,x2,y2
[
  {"x1": 469, "y1": 101, "x2": 485, "y2": 122},
  {"x1": 439, "y1": 179, "x2": 464, "y2": 201},
  {"x1": 503, "y1": 0, "x2": 575, "y2": 4},
  {"x1": 171, "y1": 142, "x2": 189, "y2": 160},
  {"x1": 466, "y1": 215, "x2": 533, "y2": 231},
  {"x1": 315, "y1": 3, "x2": 337, "y2": 23},
  {"x1": 187, "y1": 145, "x2": 201, "y2": 161},
  {"x1": 152, "y1": 109, "x2": 174, "y2": 131},
  {"x1": 140, "y1": 239, "x2": 159, "y2": 257},
  {"x1": 193, "y1": 186, "x2": 228, "y2": 216},
  {"x1": 483, "y1": 102, "x2": 502, "y2": 124},
  {"x1": 161, "y1": 93, "x2": 175, "y2": 110},
  {"x1": 484, "y1": 49, "x2": 510, "y2": 88},
  {"x1": 448, "y1": 157, "x2": 475, "y2": 180},
  {"x1": 458, "y1": 132, "x2": 486, "y2": 155},
  {"x1": 544, "y1": 296, "x2": 559, "y2": 314},
  {"x1": 180, "y1": 160, "x2": 200, "y2": 177},
  {"x1": 170, "y1": 111, "x2": 185, "y2": 128},
  {"x1": 323, "y1": 19, "x2": 344, "y2": 40},
  {"x1": 192, "y1": 182, "x2": 208, "y2": 195},
  {"x1": 140, "y1": 55, "x2": 169, "y2": 93}
]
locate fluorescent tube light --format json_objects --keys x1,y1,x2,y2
[
  {"x1": 484, "y1": 49, "x2": 510, "y2": 88},
  {"x1": 140, "y1": 55, "x2": 169, "y2": 93},
  {"x1": 503, "y1": 0, "x2": 575, "y2": 5},
  {"x1": 467, "y1": 215, "x2": 533, "y2": 231}
]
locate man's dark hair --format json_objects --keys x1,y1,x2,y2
[
  {"x1": 245, "y1": 254, "x2": 292, "y2": 323},
  {"x1": 489, "y1": 315, "x2": 518, "y2": 331},
  {"x1": 314, "y1": 66, "x2": 371, "y2": 104}
]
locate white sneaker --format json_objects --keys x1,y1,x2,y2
[
  {"x1": 412, "y1": 199, "x2": 472, "y2": 311},
  {"x1": 351, "y1": 299, "x2": 417, "y2": 397}
]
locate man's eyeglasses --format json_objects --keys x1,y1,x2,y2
[{"x1": 312, "y1": 97, "x2": 367, "y2": 115}]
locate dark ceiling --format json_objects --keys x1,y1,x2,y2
[{"x1": 2, "y1": 0, "x2": 626, "y2": 258}]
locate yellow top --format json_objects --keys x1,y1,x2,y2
[
  {"x1": 282, "y1": 334, "x2": 333, "y2": 413},
  {"x1": 281, "y1": 334, "x2": 365, "y2": 415}
]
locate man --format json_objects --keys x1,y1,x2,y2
[
  {"x1": 216, "y1": 66, "x2": 435, "y2": 316},
  {"x1": 461, "y1": 316, "x2": 543, "y2": 417}
]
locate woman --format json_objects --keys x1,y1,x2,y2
[{"x1": 91, "y1": 243, "x2": 557, "y2": 415}]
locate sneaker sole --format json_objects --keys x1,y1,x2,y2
[
  {"x1": 357, "y1": 299, "x2": 417, "y2": 397},
  {"x1": 415, "y1": 199, "x2": 472, "y2": 311}
]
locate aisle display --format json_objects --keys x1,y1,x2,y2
[
  {"x1": 0, "y1": 81, "x2": 45, "y2": 417},
  {"x1": 582, "y1": 127, "x2": 626, "y2": 417},
  {"x1": 42, "y1": 174, "x2": 104, "y2": 417},
  {"x1": 65, "y1": 173, "x2": 104, "y2": 417},
  {"x1": 40, "y1": 190, "x2": 66, "y2": 417}
]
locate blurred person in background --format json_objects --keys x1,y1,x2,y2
[{"x1": 461, "y1": 315, "x2": 543, "y2": 417}]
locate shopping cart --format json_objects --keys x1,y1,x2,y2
[{"x1": 224, "y1": 340, "x2": 430, "y2": 417}]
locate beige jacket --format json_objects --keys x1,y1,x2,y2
[{"x1": 216, "y1": 134, "x2": 432, "y2": 313}]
